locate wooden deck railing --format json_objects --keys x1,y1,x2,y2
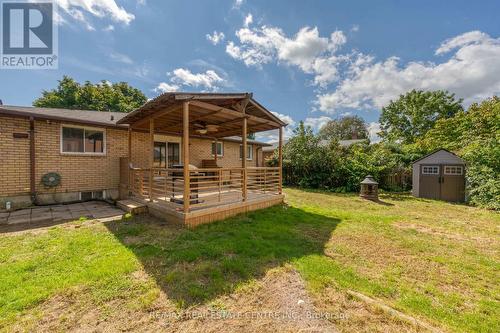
[{"x1": 130, "y1": 166, "x2": 281, "y2": 212}]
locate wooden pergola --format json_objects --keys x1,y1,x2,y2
[{"x1": 117, "y1": 92, "x2": 286, "y2": 225}]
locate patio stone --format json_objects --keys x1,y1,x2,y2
[
  {"x1": 7, "y1": 215, "x2": 31, "y2": 225},
  {"x1": 31, "y1": 213, "x2": 53, "y2": 224},
  {"x1": 52, "y1": 212, "x2": 73, "y2": 222},
  {"x1": 31, "y1": 207, "x2": 51, "y2": 214},
  {"x1": 9, "y1": 209, "x2": 31, "y2": 217}
]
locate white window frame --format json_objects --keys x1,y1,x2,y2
[
  {"x1": 444, "y1": 165, "x2": 463, "y2": 175},
  {"x1": 239, "y1": 144, "x2": 253, "y2": 161},
  {"x1": 60, "y1": 124, "x2": 106, "y2": 156},
  {"x1": 422, "y1": 165, "x2": 439, "y2": 175},
  {"x1": 211, "y1": 141, "x2": 224, "y2": 157}
]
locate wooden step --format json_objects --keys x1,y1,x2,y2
[{"x1": 116, "y1": 199, "x2": 148, "y2": 214}]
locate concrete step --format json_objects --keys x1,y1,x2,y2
[{"x1": 117, "y1": 199, "x2": 148, "y2": 214}]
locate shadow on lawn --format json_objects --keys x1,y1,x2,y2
[{"x1": 104, "y1": 205, "x2": 340, "y2": 307}]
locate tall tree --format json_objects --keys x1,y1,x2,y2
[
  {"x1": 33, "y1": 76, "x2": 147, "y2": 113},
  {"x1": 318, "y1": 115, "x2": 368, "y2": 141},
  {"x1": 379, "y1": 90, "x2": 463, "y2": 144}
]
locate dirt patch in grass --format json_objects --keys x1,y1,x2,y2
[
  {"x1": 12, "y1": 267, "x2": 434, "y2": 333},
  {"x1": 394, "y1": 222, "x2": 497, "y2": 246}
]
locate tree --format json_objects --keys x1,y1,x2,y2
[
  {"x1": 33, "y1": 76, "x2": 147, "y2": 113},
  {"x1": 319, "y1": 115, "x2": 368, "y2": 141},
  {"x1": 419, "y1": 96, "x2": 500, "y2": 209},
  {"x1": 379, "y1": 90, "x2": 463, "y2": 144}
]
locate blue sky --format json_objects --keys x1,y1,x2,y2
[{"x1": 1, "y1": 0, "x2": 499, "y2": 142}]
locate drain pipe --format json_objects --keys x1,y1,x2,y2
[{"x1": 29, "y1": 116, "x2": 37, "y2": 204}]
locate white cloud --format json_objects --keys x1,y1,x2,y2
[
  {"x1": 109, "y1": 51, "x2": 133, "y2": 64},
  {"x1": 367, "y1": 122, "x2": 381, "y2": 143},
  {"x1": 271, "y1": 111, "x2": 295, "y2": 127},
  {"x1": 304, "y1": 116, "x2": 332, "y2": 132},
  {"x1": 54, "y1": 0, "x2": 135, "y2": 29},
  {"x1": 206, "y1": 31, "x2": 225, "y2": 45},
  {"x1": 155, "y1": 82, "x2": 180, "y2": 93},
  {"x1": 317, "y1": 31, "x2": 500, "y2": 112},
  {"x1": 233, "y1": 0, "x2": 244, "y2": 9},
  {"x1": 226, "y1": 21, "x2": 347, "y2": 87},
  {"x1": 244, "y1": 13, "x2": 253, "y2": 27},
  {"x1": 103, "y1": 24, "x2": 114, "y2": 32},
  {"x1": 350, "y1": 24, "x2": 359, "y2": 32},
  {"x1": 169, "y1": 68, "x2": 223, "y2": 90},
  {"x1": 435, "y1": 30, "x2": 491, "y2": 55}
]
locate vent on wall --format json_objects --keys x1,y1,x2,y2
[{"x1": 80, "y1": 190, "x2": 105, "y2": 201}]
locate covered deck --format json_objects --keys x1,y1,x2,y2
[{"x1": 117, "y1": 93, "x2": 286, "y2": 227}]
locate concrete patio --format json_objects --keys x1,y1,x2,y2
[{"x1": 0, "y1": 201, "x2": 125, "y2": 230}]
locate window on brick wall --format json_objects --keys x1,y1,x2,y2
[
  {"x1": 61, "y1": 125, "x2": 105, "y2": 154},
  {"x1": 239, "y1": 144, "x2": 253, "y2": 160},
  {"x1": 211, "y1": 141, "x2": 223, "y2": 157}
]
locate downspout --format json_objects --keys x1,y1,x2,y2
[{"x1": 29, "y1": 117, "x2": 37, "y2": 204}]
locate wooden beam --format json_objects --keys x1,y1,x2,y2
[
  {"x1": 189, "y1": 100, "x2": 281, "y2": 128},
  {"x1": 132, "y1": 104, "x2": 180, "y2": 129},
  {"x1": 160, "y1": 110, "x2": 219, "y2": 132},
  {"x1": 149, "y1": 119, "x2": 154, "y2": 202},
  {"x1": 278, "y1": 126, "x2": 283, "y2": 194},
  {"x1": 183, "y1": 101, "x2": 190, "y2": 213},
  {"x1": 242, "y1": 117, "x2": 247, "y2": 202}
]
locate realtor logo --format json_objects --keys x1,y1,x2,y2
[{"x1": 1, "y1": 1, "x2": 58, "y2": 69}]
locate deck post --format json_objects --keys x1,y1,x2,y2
[
  {"x1": 278, "y1": 126, "x2": 283, "y2": 194},
  {"x1": 242, "y1": 117, "x2": 247, "y2": 201},
  {"x1": 183, "y1": 101, "x2": 190, "y2": 213},
  {"x1": 149, "y1": 119, "x2": 154, "y2": 201},
  {"x1": 127, "y1": 126, "x2": 132, "y2": 195}
]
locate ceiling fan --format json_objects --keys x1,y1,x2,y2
[{"x1": 193, "y1": 121, "x2": 219, "y2": 134}]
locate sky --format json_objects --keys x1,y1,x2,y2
[{"x1": 1, "y1": 0, "x2": 499, "y2": 143}]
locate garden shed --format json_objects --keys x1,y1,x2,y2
[{"x1": 412, "y1": 149, "x2": 466, "y2": 202}]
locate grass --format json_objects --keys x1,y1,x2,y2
[{"x1": 0, "y1": 189, "x2": 498, "y2": 332}]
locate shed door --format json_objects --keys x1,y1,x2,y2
[
  {"x1": 419, "y1": 165, "x2": 441, "y2": 199},
  {"x1": 441, "y1": 165, "x2": 465, "y2": 202}
]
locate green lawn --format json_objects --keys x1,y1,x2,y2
[{"x1": 0, "y1": 189, "x2": 498, "y2": 332}]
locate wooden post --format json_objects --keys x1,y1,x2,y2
[
  {"x1": 183, "y1": 101, "x2": 190, "y2": 213},
  {"x1": 149, "y1": 119, "x2": 154, "y2": 201},
  {"x1": 242, "y1": 117, "x2": 247, "y2": 201},
  {"x1": 278, "y1": 126, "x2": 283, "y2": 194},
  {"x1": 127, "y1": 127, "x2": 132, "y2": 195}
]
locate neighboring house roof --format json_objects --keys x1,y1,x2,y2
[
  {"x1": 0, "y1": 105, "x2": 270, "y2": 146},
  {"x1": 412, "y1": 149, "x2": 465, "y2": 165},
  {"x1": 223, "y1": 136, "x2": 271, "y2": 146},
  {"x1": 0, "y1": 105, "x2": 127, "y2": 127},
  {"x1": 338, "y1": 139, "x2": 367, "y2": 147},
  {"x1": 262, "y1": 139, "x2": 289, "y2": 152}
]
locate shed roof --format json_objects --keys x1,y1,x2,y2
[{"x1": 412, "y1": 149, "x2": 465, "y2": 165}]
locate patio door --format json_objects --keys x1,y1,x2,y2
[
  {"x1": 167, "y1": 142, "x2": 180, "y2": 167},
  {"x1": 153, "y1": 142, "x2": 167, "y2": 168}
]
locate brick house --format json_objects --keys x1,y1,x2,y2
[{"x1": 0, "y1": 104, "x2": 272, "y2": 210}]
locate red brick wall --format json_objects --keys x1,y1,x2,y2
[
  {"x1": 0, "y1": 116, "x2": 31, "y2": 196},
  {"x1": 0, "y1": 115, "x2": 266, "y2": 199}
]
